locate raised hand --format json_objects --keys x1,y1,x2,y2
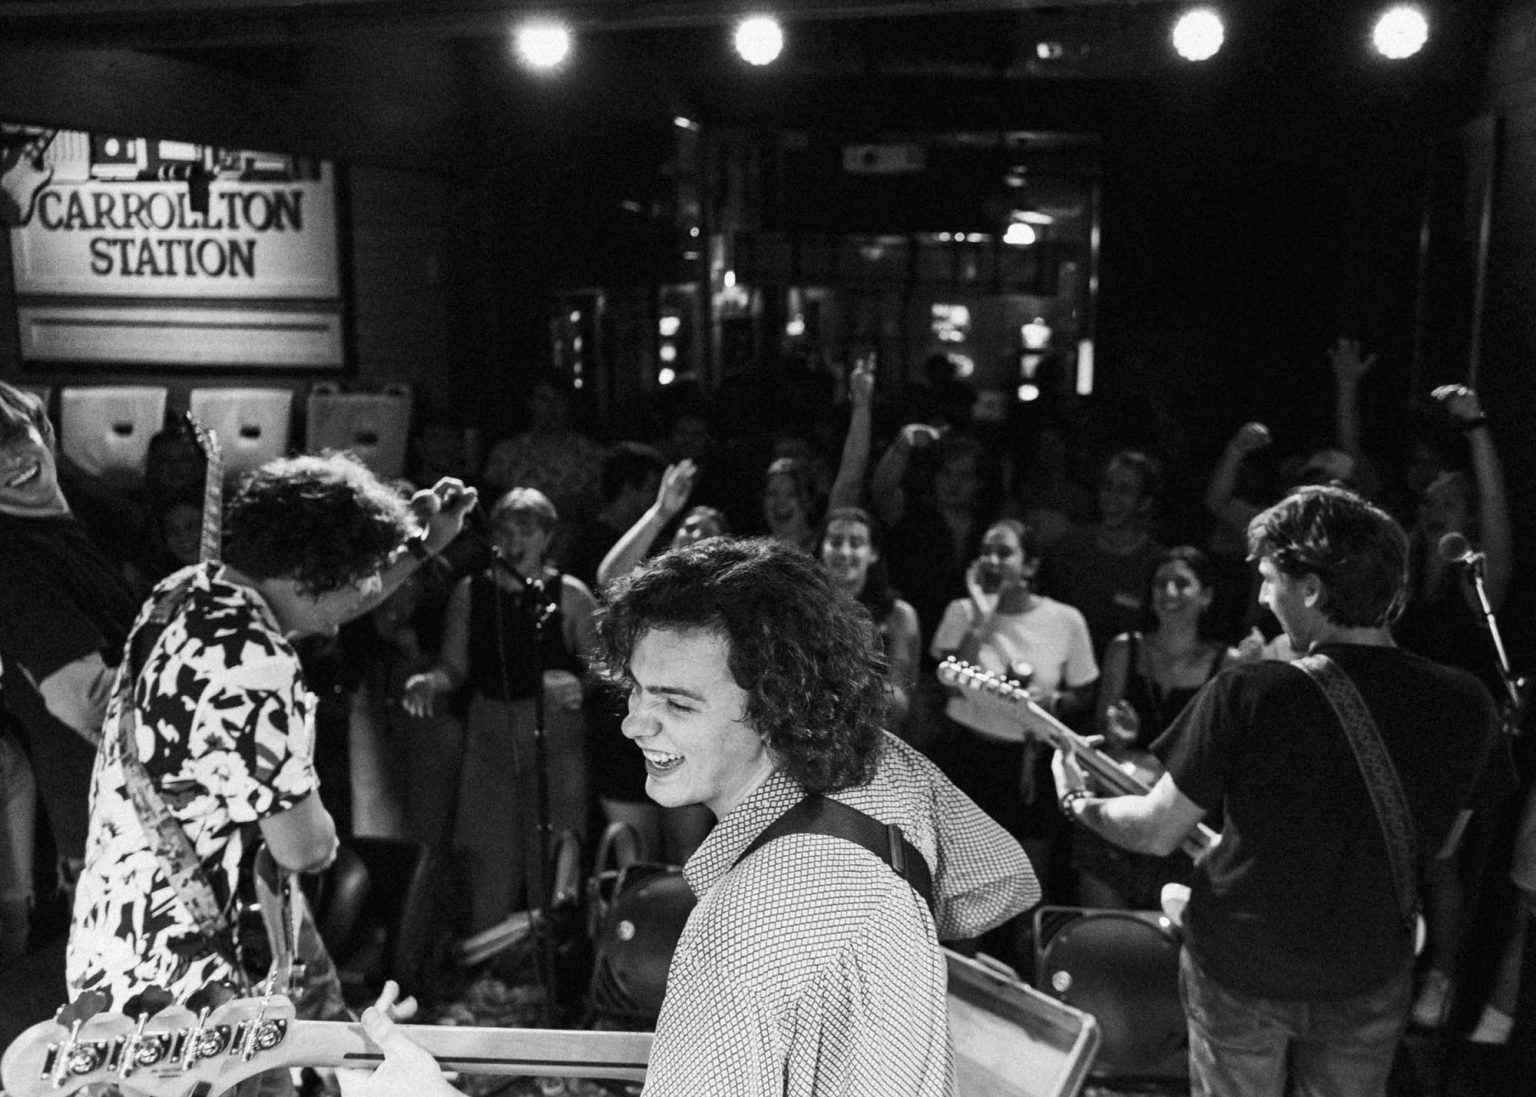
[
  {"x1": 1228, "y1": 421, "x2": 1272, "y2": 456},
  {"x1": 1327, "y1": 336, "x2": 1378, "y2": 387},
  {"x1": 1430, "y1": 383, "x2": 1484, "y2": 424},
  {"x1": 897, "y1": 422, "x2": 943, "y2": 452},
  {"x1": 849, "y1": 361, "x2": 876, "y2": 408},
  {"x1": 655, "y1": 459, "x2": 698, "y2": 519},
  {"x1": 411, "y1": 478, "x2": 480, "y2": 556}
]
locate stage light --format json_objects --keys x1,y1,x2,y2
[
  {"x1": 515, "y1": 21, "x2": 572, "y2": 70},
  {"x1": 1171, "y1": 7, "x2": 1224, "y2": 62},
  {"x1": 1003, "y1": 222, "x2": 1037, "y2": 247},
  {"x1": 735, "y1": 16, "x2": 784, "y2": 66},
  {"x1": 1373, "y1": 5, "x2": 1429, "y2": 59}
]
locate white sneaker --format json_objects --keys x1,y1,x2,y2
[
  {"x1": 1411, "y1": 969, "x2": 1453, "y2": 1029},
  {"x1": 1467, "y1": 1005, "x2": 1514, "y2": 1045}
]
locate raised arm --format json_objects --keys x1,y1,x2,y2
[
  {"x1": 828, "y1": 362, "x2": 875, "y2": 510},
  {"x1": 1204, "y1": 421, "x2": 1270, "y2": 531},
  {"x1": 870, "y1": 423, "x2": 941, "y2": 531},
  {"x1": 595, "y1": 460, "x2": 697, "y2": 589},
  {"x1": 356, "y1": 478, "x2": 478, "y2": 621},
  {"x1": 1327, "y1": 336, "x2": 1377, "y2": 459},
  {"x1": 1433, "y1": 384, "x2": 1511, "y2": 611}
]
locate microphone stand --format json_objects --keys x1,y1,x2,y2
[
  {"x1": 523, "y1": 572, "x2": 561, "y2": 1029},
  {"x1": 1464, "y1": 559, "x2": 1529, "y2": 735},
  {"x1": 488, "y1": 558, "x2": 561, "y2": 1030}
]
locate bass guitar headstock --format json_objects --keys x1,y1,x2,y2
[{"x1": 2, "y1": 992, "x2": 297, "y2": 1097}]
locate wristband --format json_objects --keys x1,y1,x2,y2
[
  {"x1": 404, "y1": 530, "x2": 434, "y2": 561},
  {"x1": 1059, "y1": 788, "x2": 1091, "y2": 819},
  {"x1": 1459, "y1": 416, "x2": 1489, "y2": 432}
]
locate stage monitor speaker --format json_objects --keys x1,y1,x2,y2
[
  {"x1": 946, "y1": 948, "x2": 1100, "y2": 1097},
  {"x1": 1033, "y1": 906, "x2": 1187, "y2": 1081},
  {"x1": 188, "y1": 386, "x2": 293, "y2": 479},
  {"x1": 305, "y1": 382, "x2": 412, "y2": 479},
  {"x1": 59, "y1": 385, "x2": 167, "y2": 488}
]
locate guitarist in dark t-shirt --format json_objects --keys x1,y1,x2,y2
[{"x1": 1051, "y1": 485, "x2": 1505, "y2": 1097}]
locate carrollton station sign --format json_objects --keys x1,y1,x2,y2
[
  {"x1": 5, "y1": 128, "x2": 344, "y2": 369},
  {"x1": 16, "y1": 176, "x2": 338, "y2": 297}
]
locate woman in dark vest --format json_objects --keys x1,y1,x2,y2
[{"x1": 404, "y1": 487, "x2": 595, "y2": 932}]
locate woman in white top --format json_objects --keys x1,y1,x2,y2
[{"x1": 930, "y1": 518, "x2": 1097, "y2": 881}]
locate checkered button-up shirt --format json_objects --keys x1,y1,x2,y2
[{"x1": 643, "y1": 733, "x2": 1038, "y2": 1096}]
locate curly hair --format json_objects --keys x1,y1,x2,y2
[
  {"x1": 595, "y1": 536, "x2": 887, "y2": 795},
  {"x1": 224, "y1": 452, "x2": 415, "y2": 595},
  {"x1": 1247, "y1": 484, "x2": 1408, "y2": 628}
]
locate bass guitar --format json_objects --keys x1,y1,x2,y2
[
  {"x1": 0, "y1": 992, "x2": 651, "y2": 1097},
  {"x1": 937, "y1": 657, "x2": 1220, "y2": 862}
]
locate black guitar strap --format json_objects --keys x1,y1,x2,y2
[{"x1": 732, "y1": 795, "x2": 936, "y2": 916}]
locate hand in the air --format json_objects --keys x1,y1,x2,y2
[
  {"x1": 410, "y1": 478, "x2": 480, "y2": 557},
  {"x1": 1228, "y1": 421, "x2": 1272, "y2": 456},
  {"x1": 656, "y1": 460, "x2": 698, "y2": 519},
  {"x1": 1327, "y1": 336, "x2": 1378, "y2": 387},
  {"x1": 1431, "y1": 383, "x2": 1485, "y2": 424}
]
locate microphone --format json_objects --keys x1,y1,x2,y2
[{"x1": 1437, "y1": 531, "x2": 1486, "y2": 574}]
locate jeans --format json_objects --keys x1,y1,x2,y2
[{"x1": 1179, "y1": 948, "x2": 1412, "y2": 1097}]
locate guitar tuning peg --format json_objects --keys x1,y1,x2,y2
[
  {"x1": 54, "y1": 990, "x2": 109, "y2": 1028},
  {"x1": 122, "y1": 986, "x2": 176, "y2": 1020},
  {"x1": 185, "y1": 982, "x2": 239, "y2": 1013}
]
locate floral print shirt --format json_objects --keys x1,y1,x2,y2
[{"x1": 66, "y1": 563, "x2": 320, "y2": 1006}]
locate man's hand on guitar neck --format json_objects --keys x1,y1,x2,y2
[{"x1": 336, "y1": 981, "x2": 463, "y2": 1097}]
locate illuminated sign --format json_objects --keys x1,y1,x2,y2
[{"x1": 3, "y1": 124, "x2": 343, "y2": 367}]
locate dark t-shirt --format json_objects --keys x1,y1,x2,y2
[
  {"x1": 1039, "y1": 528, "x2": 1164, "y2": 658},
  {"x1": 0, "y1": 512, "x2": 140, "y2": 857},
  {"x1": 1155, "y1": 643, "x2": 1504, "y2": 1000}
]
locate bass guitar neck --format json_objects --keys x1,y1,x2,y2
[{"x1": 0, "y1": 995, "x2": 651, "y2": 1097}]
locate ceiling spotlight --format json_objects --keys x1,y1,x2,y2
[
  {"x1": 1373, "y1": 4, "x2": 1429, "y2": 59},
  {"x1": 735, "y1": 15, "x2": 785, "y2": 66},
  {"x1": 515, "y1": 21, "x2": 572, "y2": 70},
  {"x1": 1172, "y1": 7, "x2": 1225, "y2": 62}
]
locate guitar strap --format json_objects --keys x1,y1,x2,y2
[
  {"x1": 1294, "y1": 653, "x2": 1420, "y2": 934},
  {"x1": 113, "y1": 571, "x2": 249, "y2": 980},
  {"x1": 733, "y1": 795, "x2": 936, "y2": 916}
]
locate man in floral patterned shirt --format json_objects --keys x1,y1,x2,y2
[{"x1": 67, "y1": 452, "x2": 475, "y2": 1009}]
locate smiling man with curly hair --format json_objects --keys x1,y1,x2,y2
[{"x1": 592, "y1": 535, "x2": 1038, "y2": 1096}]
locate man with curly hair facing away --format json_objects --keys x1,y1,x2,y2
[
  {"x1": 66, "y1": 452, "x2": 475, "y2": 1031},
  {"x1": 590, "y1": 536, "x2": 1038, "y2": 1096}
]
